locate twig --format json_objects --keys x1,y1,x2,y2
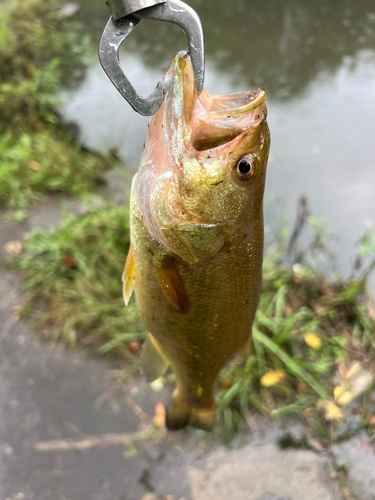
[
  {"x1": 287, "y1": 195, "x2": 309, "y2": 261},
  {"x1": 34, "y1": 431, "x2": 152, "y2": 452}
]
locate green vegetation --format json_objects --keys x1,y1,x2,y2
[
  {"x1": 3, "y1": 0, "x2": 375, "y2": 443},
  {"x1": 16, "y1": 202, "x2": 144, "y2": 351},
  {"x1": 14, "y1": 200, "x2": 375, "y2": 440},
  {"x1": 0, "y1": 0, "x2": 108, "y2": 209},
  {"x1": 216, "y1": 222, "x2": 375, "y2": 439},
  {"x1": 0, "y1": 131, "x2": 108, "y2": 208}
]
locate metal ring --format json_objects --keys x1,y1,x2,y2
[{"x1": 99, "y1": 0, "x2": 204, "y2": 116}]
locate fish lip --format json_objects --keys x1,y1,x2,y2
[{"x1": 207, "y1": 88, "x2": 266, "y2": 118}]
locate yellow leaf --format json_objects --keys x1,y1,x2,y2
[
  {"x1": 260, "y1": 370, "x2": 286, "y2": 388},
  {"x1": 334, "y1": 365, "x2": 373, "y2": 406},
  {"x1": 336, "y1": 391, "x2": 356, "y2": 406},
  {"x1": 29, "y1": 161, "x2": 41, "y2": 171},
  {"x1": 333, "y1": 385, "x2": 345, "y2": 401},
  {"x1": 304, "y1": 333, "x2": 322, "y2": 349},
  {"x1": 345, "y1": 362, "x2": 362, "y2": 381},
  {"x1": 153, "y1": 403, "x2": 165, "y2": 428},
  {"x1": 5, "y1": 240, "x2": 22, "y2": 256},
  {"x1": 317, "y1": 399, "x2": 343, "y2": 421}
]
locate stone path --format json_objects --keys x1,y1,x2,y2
[{"x1": 0, "y1": 184, "x2": 374, "y2": 500}]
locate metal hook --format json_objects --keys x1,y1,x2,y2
[{"x1": 99, "y1": 0, "x2": 205, "y2": 116}]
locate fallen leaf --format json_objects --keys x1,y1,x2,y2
[
  {"x1": 153, "y1": 403, "x2": 165, "y2": 428},
  {"x1": 5, "y1": 240, "x2": 22, "y2": 256},
  {"x1": 29, "y1": 161, "x2": 41, "y2": 171},
  {"x1": 341, "y1": 487, "x2": 353, "y2": 499},
  {"x1": 127, "y1": 341, "x2": 140, "y2": 352},
  {"x1": 333, "y1": 385, "x2": 346, "y2": 401},
  {"x1": 260, "y1": 370, "x2": 286, "y2": 388},
  {"x1": 317, "y1": 399, "x2": 343, "y2": 421},
  {"x1": 62, "y1": 255, "x2": 76, "y2": 268},
  {"x1": 345, "y1": 362, "x2": 362, "y2": 381},
  {"x1": 369, "y1": 415, "x2": 375, "y2": 426},
  {"x1": 304, "y1": 333, "x2": 322, "y2": 349},
  {"x1": 336, "y1": 391, "x2": 357, "y2": 406},
  {"x1": 297, "y1": 381, "x2": 308, "y2": 393},
  {"x1": 141, "y1": 494, "x2": 160, "y2": 500},
  {"x1": 221, "y1": 378, "x2": 232, "y2": 389},
  {"x1": 334, "y1": 366, "x2": 374, "y2": 406}
]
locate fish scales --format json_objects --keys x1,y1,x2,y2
[{"x1": 125, "y1": 51, "x2": 270, "y2": 430}]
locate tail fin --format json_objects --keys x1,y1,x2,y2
[{"x1": 165, "y1": 390, "x2": 216, "y2": 431}]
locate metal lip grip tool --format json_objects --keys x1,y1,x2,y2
[{"x1": 99, "y1": 0, "x2": 205, "y2": 116}]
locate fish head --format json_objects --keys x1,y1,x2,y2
[{"x1": 136, "y1": 51, "x2": 270, "y2": 263}]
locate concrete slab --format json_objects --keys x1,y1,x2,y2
[
  {"x1": 187, "y1": 441, "x2": 340, "y2": 500},
  {"x1": 333, "y1": 434, "x2": 375, "y2": 500}
]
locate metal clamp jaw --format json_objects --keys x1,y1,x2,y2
[
  {"x1": 106, "y1": 0, "x2": 166, "y2": 20},
  {"x1": 99, "y1": 0, "x2": 205, "y2": 116}
]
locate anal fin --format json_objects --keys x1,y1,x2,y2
[
  {"x1": 231, "y1": 337, "x2": 251, "y2": 365},
  {"x1": 153, "y1": 260, "x2": 189, "y2": 314},
  {"x1": 122, "y1": 245, "x2": 135, "y2": 305},
  {"x1": 141, "y1": 333, "x2": 169, "y2": 383}
]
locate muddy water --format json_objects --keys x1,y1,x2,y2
[{"x1": 61, "y1": 0, "x2": 375, "y2": 277}]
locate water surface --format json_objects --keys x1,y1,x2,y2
[{"x1": 61, "y1": 0, "x2": 375, "y2": 277}]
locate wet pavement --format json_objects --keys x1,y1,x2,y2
[{"x1": 0, "y1": 186, "x2": 375, "y2": 500}]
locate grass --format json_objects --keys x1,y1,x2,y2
[
  {"x1": 15, "y1": 202, "x2": 145, "y2": 352},
  {"x1": 0, "y1": 0, "x2": 108, "y2": 209},
  {"x1": 0, "y1": 0, "x2": 92, "y2": 128},
  {"x1": 13, "y1": 199, "x2": 375, "y2": 441},
  {"x1": 213, "y1": 219, "x2": 375, "y2": 440},
  {"x1": 0, "y1": 130, "x2": 108, "y2": 208},
  {"x1": 3, "y1": 0, "x2": 374, "y2": 442}
]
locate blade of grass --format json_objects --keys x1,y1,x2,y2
[{"x1": 253, "y1": 327, "x2": 330, "y2": 399}]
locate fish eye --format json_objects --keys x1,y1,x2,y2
[{"x1": 235, "y1": 155, "x2": 258, "y2": 181}]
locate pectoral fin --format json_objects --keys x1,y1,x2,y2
[
  {"x1": 153, "y1": 260, "x2": 189, "y2": 313},
  {"x1": 141, "y1": 333, "x2": 169, "y2": 383},
  {"x1": 122, "y1": 245, "x2": 135, "y2": 306}
]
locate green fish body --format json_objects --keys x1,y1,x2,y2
[{"x1": 124, "y1": 51, "x2": 270, "y2": 430}]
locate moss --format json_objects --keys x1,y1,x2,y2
[{"x1": 0, "y1": 0, "x2": 107, "y2": 208}]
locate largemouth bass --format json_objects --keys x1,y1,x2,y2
[{"x1": 123, "y1": 51, "x2": 270, "y2": 430}]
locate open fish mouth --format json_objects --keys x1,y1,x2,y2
[
  {"x1": 191, "y1": 88, "x2": 267, "y2": 151},
  {"x1": 206, "y1": 88, "x2": 266, "y2": 115}
]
